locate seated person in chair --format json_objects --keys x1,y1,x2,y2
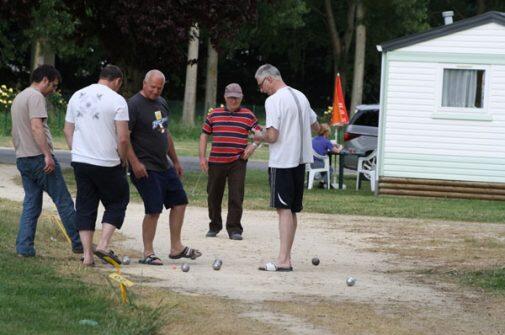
[{"x1": 311, "y1": 123, "x2": 342, "y2": 187}]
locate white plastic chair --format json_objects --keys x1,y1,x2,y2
[
  {"x1": 306, "y1": 151, "x2": 330, "y2": 189},
  {"x1": 356, "y1": 150, "x2": 377, "y2": 192}
]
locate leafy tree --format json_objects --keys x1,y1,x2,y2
[
  {"x1": 0, "y1": 0, "x2": 33, "y2": 75},
  {"x1": 65, "y1": 0, "x2": 258, "y2": 95},
  {"x1": 215, "y1": 0, "x2": 314, "y2": 105},
  {"x1": 0, "y1": 0, "x2": 101, "y2": 91}
]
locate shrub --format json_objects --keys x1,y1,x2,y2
[{"x1": 0, "y1": 85, "x2": 17, "y2": 114}]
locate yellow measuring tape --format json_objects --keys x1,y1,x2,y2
[
  {"x1": 50, "y1": 215, "x2": 72, "y2": 245},
  {"x1": 51, "y1": 215, "x2": 135, "y2": 304}
]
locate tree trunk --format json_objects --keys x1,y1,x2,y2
[
  {"x1": 31, "y1": 38, "x2": 55, "y2": 71},
  {"x1": 341, "y1": 0, "x2": 357, "y2": 90},
  {"x1": 182, "y1": 24, "x2": 200, "y2": 126},
  {"x1": 324, "y1": 0, "x2": 341, "y2": 77},
  {"x1": 204, "y1": 38, "x2": 218, "y2": 114},
  {"x1": 123, "y1": 65, "x2": 143, "y2": 98},
  {"x1": 350, "y1": 0, "x2": 366, "y2": 115},
  {"x1": 323, "y1": 0, "x2": 356, "y2": 90}
]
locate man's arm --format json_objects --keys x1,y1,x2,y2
[
  {"x1": 115, "y1": 120, "x2": 129, "y2": 165},
  {"x1": 199, "y1": 133, "x2": 209, "y2": 173},
  {"x1": 253, "y1": 127, "x2": 279, "y2": 144},
  {"x1": 167, "y1": 131, "x2": 183, "y2": 177},
  {"x1": 63, "y1": 121, "x2": 74, "y2": 150},
  {"x1": 31, "y1": 118, "x2": 55, "y2": 173},
  {"x1": 126, "y1": 132, "x2": 148, "y2": 178}
]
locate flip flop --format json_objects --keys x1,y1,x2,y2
[
  {"x1": 94, "y1": 249, "x2": 122, "y2": 266},
  {"x1": 168, "y1": 246, "x2": 202, "y2": 260},
  {"x1": 139, "y1": 254, "x2": 163, "y2": 266},
  {"x1": 258, "y1": 261, "x2": 293, "y2": 272}
]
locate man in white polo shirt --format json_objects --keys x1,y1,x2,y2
[
  {"x1": 64, "y1": 65, "x2": 130, "y2": 266},
  {"x1": 254, "y1": 64, "x2": 320, "y2": 272}
]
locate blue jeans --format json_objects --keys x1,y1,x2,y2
[{"x1": 16, "y1": 155, "x2": 82, "y2": 256}]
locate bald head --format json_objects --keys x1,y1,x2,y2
[
  {"x1": 144, "y1": 69, "x2": 165, "y2": 83},
  {"x1": 141, "y1": 69, "x2": 165, "y2": 100}
]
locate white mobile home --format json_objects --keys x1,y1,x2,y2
[{"x1": 376, "y1": 11, "x2": 505, "y2": 200}]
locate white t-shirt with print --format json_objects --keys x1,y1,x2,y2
[
  {"x1": 66, "y1": 83, "x2": 129, "y2": 167},
  {"x1": 265, "y1": 87, "x2": 317, "y2": 168}
]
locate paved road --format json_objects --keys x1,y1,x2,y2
[{"x1": 0, "y1": 147, "x2": 268, "y2": 172}]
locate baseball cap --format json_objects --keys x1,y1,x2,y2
[{"x1": 224, "y1": 83, "x2": 243, "y2": 98}]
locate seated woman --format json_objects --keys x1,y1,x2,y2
[{"x1": 311, "y1": 123, "x2": 342, "y2": 186}]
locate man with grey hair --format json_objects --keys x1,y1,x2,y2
[
  {"x1": 127, "y1": 69, "x2": 201, "y2": 265},
  {"x1": 254, "y1": 64, "x2": 320, "y2": 272}
]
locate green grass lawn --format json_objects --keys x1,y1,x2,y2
[
  {"x1": 180, "y1": 170, "x2": 505, "y2": 223},
  {"x1": 172, "y1": 138, "x2": 269, "y2": 161},
  {"x1": 0, "y1": 135, "x2": 270, "y2": 161},
  {"x1": 0, "y1": 135, "x2": 70, "y2": 150},
  {"x1": 0, "y1": 199, "x2": 165, "y2": 335},
  {"x1": 460, "y1": 268, "x2": 505, "y2": 292},
  {"x1": 55, "y1": 168, "x2": 505, "y2": 224}
]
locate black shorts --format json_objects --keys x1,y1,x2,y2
[
  {"x1": 130, "y1": 167, "x2": 188, "y2": 214},
  {"x1": 268, "y1": 164, "x2": 305, "y2": 213},
  {"x1": 72, "y1": 162, "x2": 130, "y2": 231}
]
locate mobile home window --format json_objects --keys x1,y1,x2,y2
[{"x1": 441, "y1": 69, "x2": 485, "y2": 108}]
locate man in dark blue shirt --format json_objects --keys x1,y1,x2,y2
[{"x1": 127, "y1": 69, "x2": 201, "y2": 266}]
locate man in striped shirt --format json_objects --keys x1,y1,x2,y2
[{"x1": 199, "y1": 83, "x2": 261, "y2": 240}]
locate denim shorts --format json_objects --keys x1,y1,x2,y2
[{"x1": 130, "y1": 166, "x2": 188, "y2": 214}]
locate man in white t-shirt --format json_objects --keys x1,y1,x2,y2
[
  {"x1": 64, "y1": 65, "x2": 130, "y2": 266},
  {"x1": 254, "y1": 64, "x2": 320, "y2": 272}
]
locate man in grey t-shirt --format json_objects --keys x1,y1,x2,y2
[{"x1": 11, "y1": 65, "x2": 82, "y2": 257}]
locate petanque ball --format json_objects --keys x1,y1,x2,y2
[
  {"x1": 346, "y1": 277, "x2": 357, "y2": 286},
  {"x1": 122, "y1": 256, "x2": 130, "y2": 265},
  {"x1": 311, "y1": 257, "x2": 320, "y2": 266},
  {"x1": 212, "y1": 259, "x2": 222, "y2": 271},
  {"x1": 181, "y1": 263, "x2": 190, "y2": 272}
]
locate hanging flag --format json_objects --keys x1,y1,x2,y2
[{"x1": 331, "y1": 74, "x2": 349, "y2": 126}]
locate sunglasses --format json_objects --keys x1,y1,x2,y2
[{"x1": 257, "y1": 77, "x2": 268, "y2": 90}]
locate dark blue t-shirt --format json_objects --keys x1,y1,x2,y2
[{"x1": 128, "y1": 93, "x2": 170, "y2": 171}]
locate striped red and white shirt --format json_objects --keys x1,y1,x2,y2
[{"x1": 202, "y1": 107, "x2": 261, "y2": 164}]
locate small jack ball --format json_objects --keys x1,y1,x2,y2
[
  {"x1": 122, "y1": 256, "x2": 130, "y2": 265},
  {"x1": 346, "y1": 277, "x2": 356, "y2": 286},
  {"x1": 312, "y1": 257, "x2": 320, "y2": 266},
  {"x1": 181, "y1": 263, "x2": 190, "y2": 272}
]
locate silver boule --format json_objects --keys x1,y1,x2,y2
[
  {"x1": 122, "y1": 256, "x2": 130, "y2": 265},
  {"x1": 346, "y1": 277, "x2": 357, "y2": 286},
  {"x1": 181, "y1": 263, "x2": 190, "y2": 272},
  {"x1": 311, "y1": 257, "x2": 320, "y2": 266},
  {"x1": 212, "y1": 259, "x2": 222, "y2": 270}
]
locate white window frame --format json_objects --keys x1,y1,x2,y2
[{"x1": 432, "y1": 63, "x2": 492, "y2": 121}]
